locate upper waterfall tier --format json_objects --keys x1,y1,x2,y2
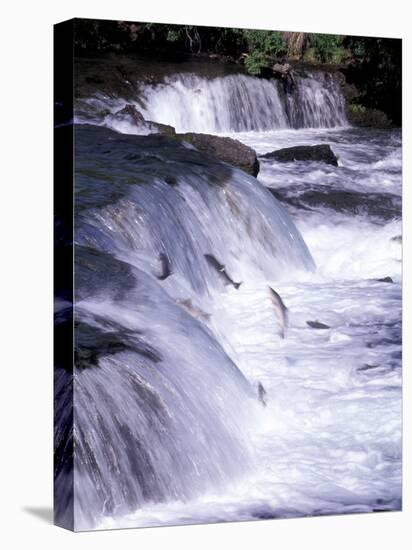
[
  {"x1": 139, "y1": 72, "x2": 347, "y2": 132},
  {"x1": 75, "y1": 70, "x2": 348, "y2": 133}
]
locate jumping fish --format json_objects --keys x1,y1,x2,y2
[
  {"x1": 175, "y1": 298, "x2": 211, "y2": 322},
  {"x1": 157, "y1": 253, "x2": 172, "y2": 280},
  {"x1": 258, "y1": 382, "x2": 267, "y2": 407},
  {"x1": 204, "y1": 254, "x2": 242, "y2": 290},
  {"x1": 268, "y1": 286, "x2": 288, "y2": 338}
]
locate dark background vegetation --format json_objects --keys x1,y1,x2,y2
[{"x1": 74, "y1": 20, "x2": 402, "y2": 126}]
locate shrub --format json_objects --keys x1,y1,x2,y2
[
  {"x1": 310, "y1": 34, "x2": 344, "y2": 63},
  {"x1": 243, "y1": 30, "x2": 287, "y2": 75}
]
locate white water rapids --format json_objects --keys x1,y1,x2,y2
[
  {"x1": 68, "y1": 69, "x2": 401, "y2": 530},
  {"x1": 76, "y1": 70, "x2": 348, "y2": 132}
]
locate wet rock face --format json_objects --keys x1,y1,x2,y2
[
  {"x1": 110, "y1": 104, "x2": 260, "y2": 176},
  {"x1": 347, "y1": 105, "x2": 391, "y2": 128},
  {"x1": 112, "y1": 104, "x2": 176, "y2": 136},
  {"x1": 261, "y1": 144, "x2": 339, "y2": 166},
  {"x1": 269, "y1": 188, "x2": 401, "y2": 222},
  {"x1": 115, "y1": 104, "x2": 146, "y2": 125},
  {"x1": 176, "y1": 132, "x2": 260, "y2": 177}
]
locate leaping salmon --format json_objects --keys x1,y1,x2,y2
[
  {"x1": 204, "y1": 254, "x2": 242, "y2": 290},
  {"x1": 268, "y1": 286, "x2": 288, "y2": 338}
]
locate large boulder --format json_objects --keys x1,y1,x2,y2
[
  {"x1": 108, "y1": 105, "x2": 259, "y2": 176},
  {"x1": 261, "y1": 144, "x2": 338, "y2": 166},
  {"x1": 176, "y1": 132, "x2": 260, "y2": 177}
]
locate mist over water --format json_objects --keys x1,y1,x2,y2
[{"x1": 64, "y1": 66, "x2": 401, "y2": 530}]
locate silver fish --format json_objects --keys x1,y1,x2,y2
[
  {"x1": 204, "y1": 254, "x2": 242, "y2": 290},
  {"x1": 268, "y1": 286, "x2": 288, "y2": 338}
]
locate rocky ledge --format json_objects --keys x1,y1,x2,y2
[
  {"x1": 176, "y1": 132, "x2": 259, "y2": 177},
  {"x1": 110, "y1": 104, "x2": 260, "y2": 176},
  {"x1": 261, "y1": 144, "x2": 339, "y2": 166}
]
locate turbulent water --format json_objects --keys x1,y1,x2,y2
[
  {"x1": 58, "y1": 65, "x2": 402, "y2": 530},
  {"x1": 75, "y1": 70, "x2": 347, "y2": 132}
]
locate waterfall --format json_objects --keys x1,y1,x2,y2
[
  {"x1": 285, "y1": 72, "x2": 348, "y2": 129},
  {"x1": 55, "y1": 125, "x2": 315, "y2": 529},
  {"x1": 139, "y1": 73, "x2": 288, "y2": 132},
  {"x1": 138, "y1": 72, "x2": 347, "y2": 132},
  {"x1": 75, "y1": 70, "x2": 348, "y2": 134}
]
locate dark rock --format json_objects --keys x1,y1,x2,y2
[
  {"x1": 270, "y1": 188, "x2": 401, "y2": 221},
  {"x1": 261, "y1": 144, "x2": 338, "y2": 166},
  {"x1": 176, "y1": 132, "x2": 260, "y2": 176},
  {"x1": 376, "y1": 276, "x2": 394, "y2": 284},
  {"x1": 114, "y1": 103, "x2": 146, "y2": 125},
  {"x1": 75, "y1": 320, "x2": 162, "y2": 370},
  {"x1": 112, "y1": 104, "x2": 176, "y2": 136},
  {"x1": 306, "y1": 320, "x2": 330, "y2": 329},
  {"x1": 347, "y1": 104, "x2": 392, "y2": 128},
  {"x1": 148, "y1": 121, "x2": 176, "y2": 137},
  {"x1": 107, "y1": 107, "x2": 258, "y2": 175},
  {"x1": 272, "y1": 62, "x2": 292, "y2": 77},
  {"x1": 164, "y1": 175, "x2": 178, "y2": 186}
]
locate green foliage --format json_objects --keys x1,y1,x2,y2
[
  {"x1": 74, "y1": 21, "x2": 401, "y2": 124},
  {"x1": 244, "y1": 51, "x2": 269, "y2": 75},
  {"x1": 330, "y1": 47, "x2": 350, "y2": 64},
  {"x1": 302, "y1": 47, "x2": 317, "y2": 63},
  {"x1": 243, "y1": 30, "x2": 286, "y2": 55},
  {"x1": 310, "y1": 34, "x2": 344, "y2": 63},
  {"x1": 166, "y1": 29, "x2": 180, "y2": 42},
  {"x1": 343, "y1": 36, "x2": 401, "y2": 125},
  {"x1": 242, "y1": 30, "x2": 287, "y2": 75}
]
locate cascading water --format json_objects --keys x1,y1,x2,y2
[
  {"x1": 58, "y1": 61, "x2": 401, "y2": 530},
  {"x1": 138, "y1": 72, "x2": 347, "y2": 132},
  {"x1": 138, "y1": 73, "x2": 289, "y2": 132},
  {"x1": 75, "y1": 70, "x2": 348, "y2": 133},
  {"x1": 54, "y1": 125, "x2": 316, "y2": 529}
]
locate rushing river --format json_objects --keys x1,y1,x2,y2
[{"x1": 57, "y1": 63, "x2": 402, "y2": 530}]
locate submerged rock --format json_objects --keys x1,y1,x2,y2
[
  {"x1": 270, "y1": 188, "x2": 401, "y2": 221},
  {"x1": 261, "y1": 144, "x2": 339, "y2": 166},
  {"x1": 176, "y1": 132, "x2": 260, "y2": 176}
]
